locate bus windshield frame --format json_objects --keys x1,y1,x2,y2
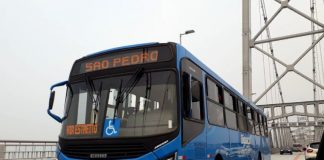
[{"x1": 60, "y1": 69, "x2": 178, "y2": 139}]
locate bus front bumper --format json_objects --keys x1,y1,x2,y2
[{"x1": 57, "y1": 150, "x2": 160, "y2": 160}]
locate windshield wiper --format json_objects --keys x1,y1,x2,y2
[
  {"x1": 141, "y1": 72, "x2": 151, "y2": 133},
  {"x1": 85, "y1": 75, "x2": 102, "y2": 123},
  {"x1": 113, "y1": 67, "x2": 144, "y2": 119},
  {"x1": 113, "y1": 80, "x2": 123, "y2": 120},
  {"x1": 85, "y1": 76, "x2": 99, "y2": 109},
  {"x1": 143, "y1": 72, "x2": 152, "y2": 115}
]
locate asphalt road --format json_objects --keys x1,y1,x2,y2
[{"x1": 271, "y1": 152, "x2": 305, "y2": 160}]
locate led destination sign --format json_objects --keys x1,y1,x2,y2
[
  {"x1": 74, "y1": 45, "x2": 173, "y2": 75},
  {"x1": 66, "y1": 124, "x2": 98, "y2": 136},
  {"x1": 82, "y1": 50, "x2": 158, "y2": 73}
]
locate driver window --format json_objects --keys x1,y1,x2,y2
[
  {"x1": 183, "y1": 73, "x2": 204, "y2": 121},
  {"x1": 191, "y1": 78, "x2": 203, "y2": 120}
]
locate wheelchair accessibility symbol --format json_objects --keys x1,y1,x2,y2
[{"x1": 103, "y1": 118, "x2": 120, "y2": 137}]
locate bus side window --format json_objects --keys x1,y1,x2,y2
[
  {"x1": 183, "y1": 73, "x2": 204, "y2": 121},
  {"x1": 263, "y1": 116, "x2": 268, "y2": 136},
  {"x1": 259, "y1": 114, "x2": 264, "y2": 136},
  {"x1": 264, "y1": 117, "x2": 268, "y2": 136},
  {"x1": 224, "y1": 90, "x2": 237, "y2": 130},
  {"x1": 206, "y1": 78, "x2": 219, "y2": 102},
  {"x1": 191, "y1": 78, "x2": 203, "y2": 120},
  {"x1": 237, "y1": 100, "x2": 248, "y2": 132},
  {"x1": 218, "y1": 86, "x2": 224, "y2": 104},
  {"x1": 254, "y1": 111, "x2": 260, "y2": 135},
  {"x1": 206, "y1": 78, "x2": 225, "y2": 126},
  {"x1": 183, "y1": 73, "x2": 191, "y2": 117},
  {"x1": 224, "y1": 90, "x2": 233, "y2": 110},
  {"x1": 247, "y1": 107, "x2": 255, "y2": 134}
]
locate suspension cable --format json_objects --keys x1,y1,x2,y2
[
  {"x1": 315, "y1": 0, "x2": 324, "y2": 99},
  {"x1": 258, "y1": 0, "x2": 268, "y2": 103},
  {"x1": 311, "y1": 0, "x2": 317, "y2": 100},
  {"x1": 260, "y1": 0, "x2": 284, "y2": 103},
  {"x1": 268, "y1": 53, "x2": 274, "y2": 103}
]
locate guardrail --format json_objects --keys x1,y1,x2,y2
[{"x1": 0, "y1": 140, "x2": 57, "y2": 160}]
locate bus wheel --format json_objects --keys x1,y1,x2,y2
[
  {"x1": 215, "y1": 154, "x2": 223, "y2": 160},
  {"x1": 258, "y1": 152, "x2": 262, "y2": 160}
]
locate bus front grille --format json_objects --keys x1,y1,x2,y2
[{"x1": 61, "y1": 143, "x2": 150, "y2": 159}]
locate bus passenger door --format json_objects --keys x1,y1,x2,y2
[{"x1": 181, "y1": 70, "x2": 206, "y2": 160}]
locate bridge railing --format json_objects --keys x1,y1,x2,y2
[{"x1": 0, "y1": 140, "x2": 57, "y2": 160}]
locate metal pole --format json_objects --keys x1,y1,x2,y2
[
  {"x1": 280, "y1": 128, "x2": 284, "y2": 148},
  {"x1": 310, "y1": 0, "x2": 316, "y2": 101},
  {"x1": 242, "y1": 0, "x2": 252, "y2": 100},
  {"x1": 285, "y1": 128, "x2": 288, "y2": 146},
  {"x1": 273, "y1": 128, "x2": 278, "y2": 148}
]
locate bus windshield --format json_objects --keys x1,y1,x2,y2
[{"x1": 61, "y1": 70, "x2": 177, "y2": 138}]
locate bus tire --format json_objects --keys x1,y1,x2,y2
[
  {"x1": 215, "y1": 154, "x2": 223, "y2": 160},
  {"x1": 258, "y1": 152, "x2": 262, "y2": 160}
]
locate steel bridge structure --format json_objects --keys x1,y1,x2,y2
[
  {"x1": 259, "y1": 100, "x2": 324, "y2": 148},
  {"x1": 243, "y1": 0, "x2": 324, "y2": 150}
]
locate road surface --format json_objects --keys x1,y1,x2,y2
[{"x1": 271, "y1": 152, "x2": 305, "y2": 160}]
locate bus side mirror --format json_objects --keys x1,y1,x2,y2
[
  {"x1": 49, "y1": 91, "x2": 55, "y2": 110},
  {"x1": 47, "y1": 80, "x2": 68, "y2": 123}
]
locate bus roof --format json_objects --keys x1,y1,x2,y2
[{"x1": 83, "y1": 42, "x2": 159, "y2": 58}]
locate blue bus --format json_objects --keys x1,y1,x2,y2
[{"x1": 48, "y1": 42, "x2": 270, "y2": 160}]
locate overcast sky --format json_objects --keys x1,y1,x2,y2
[{"x1": 0, "y1": 0, "x2": 323, "y2": 140}]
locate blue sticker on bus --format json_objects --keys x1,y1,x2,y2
[{"x1": 103, "y1": 118, "x2": 120, "y2": 137}]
